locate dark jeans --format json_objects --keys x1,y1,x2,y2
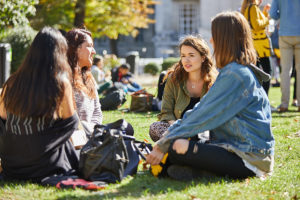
[
  {"x1": 257, "y1": 57, "x2": 271, "y2": 95},
  {"x1": 168, "y1": 140, "x2": 255, "y2": 179}
]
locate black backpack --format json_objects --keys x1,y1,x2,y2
[
  {"x1": 100, "y1": 85, "x2": 126, "y2": 110},
  {"x1": 79, "y1": 119, "x2": 151, "y2": 183}
]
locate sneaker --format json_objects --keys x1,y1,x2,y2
[
  {"x1": 270, "y1": 106, "x2": 278, "y2": 112},
  {"x1": 278, "y1": 106, "x2": 288, "y2": 113},
  {"x1": 167, "y1": 165, "x2": 211, "y2": 181},
  {"x1": 292, "y1": 100, "x2": 298, "y2": 107}
]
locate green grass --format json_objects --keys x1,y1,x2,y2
[{"x1": 0, "y1": 86, "x2": 299, "y2": 200}]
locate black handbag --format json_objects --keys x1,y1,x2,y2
[{"x1": 79, "y1": 119, "x2": 151, "y2": 183}]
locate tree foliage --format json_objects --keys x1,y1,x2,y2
[
  {"x1": 85, "y1": 0, "x2": 158, "y2": 39},
  {"x1": 30, "y1": 0, "x2": 75, "y2": 30},
  {"x1": 0, "y1": 0, "x2": 38, "y2": 30},
  {"x1": 30, "y1": 0, "x2": 158, "y2": 39}
]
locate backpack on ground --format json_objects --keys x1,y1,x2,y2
[
  {"x1": 100, "y1": 86, "x2": 126, "y2": 110},
  {"x1": 79, "y1": 119, "x2": 151, "y2": 183}
]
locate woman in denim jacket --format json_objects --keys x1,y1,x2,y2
[{"x1": 146, "y1": 11, "x2": 275, "y2": 180}]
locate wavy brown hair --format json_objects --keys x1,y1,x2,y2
[
  {"x1": 66, "y1": 28, "x2": 96, "y2": 98},
  {"x1": 165, "y1": 35, "x2": 217, "y2": 92},
  {"x1": 211, "y1": 11, "x2": 257, "y2": 68},
  {"x1": 1, "y1": 27, "x2": 71, "y2": 118}
]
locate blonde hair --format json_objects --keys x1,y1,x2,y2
[
  {"x1": 211, "y1": 11, "x2": 257, "y2": 68},
  {"x1": 241, "y1": 0, "x2": 257, "y2": 14}
]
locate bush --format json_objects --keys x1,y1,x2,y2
[
  {"x1": 161, "y1": 57, "x2": 179, "y2": 71},
  {"x1": 144, "y1": 62, "x2": 160, "y2": 75},
  {"x1": 0, "y1": 26, "x2": 37, "y2": 73}
]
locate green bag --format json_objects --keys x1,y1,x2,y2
[{"x1": 130, "y1": 89, "x2": 154, "y2": 112}]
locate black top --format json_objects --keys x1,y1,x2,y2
[
  {"x1": 181, "y1": 97, "x2": 200, "y2": 118},
  {"x1": 157, "y1": 71, "x2": 167, "y2": 101},
  {"x1": 0, "y1": 114, "x2": 79, "y2": 182}
]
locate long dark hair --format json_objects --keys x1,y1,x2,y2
[
  {"x1": 66, "y1": 28, "x2": 96, "y2": 98},
  {"x1": 1, "y1": 27, "x2": 71, "y2": 118},
  {"x1": 211, "y1": 11, "x2": 256, "y2": 68},
  {"x1": 166, "y1": 35, "x2": 218, "y2": 92}
]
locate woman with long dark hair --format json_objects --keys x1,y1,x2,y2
[
  {"x1": 149, "y1": 35, "x2": 218, "y2": 142},
  {"x1": 0, "y1": 27, "x2": 79, "y2": 182},
  {"x1": 66, "y1": 28, "x2": 102, "y2": 134}
]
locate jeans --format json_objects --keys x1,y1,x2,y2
[
  {"x1": 168, "y1": 140, "x2": 255, "y2": 179},
  {"x1": 279, "y1": 36, "x2": 300, "y2": 108},
  {"x1": 124, "y1": 82, "x2": 142, "y2": 93}
]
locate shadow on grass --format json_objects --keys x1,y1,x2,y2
[{"x1": 55, "y1": 172, "x2": 232, "y2": 200}]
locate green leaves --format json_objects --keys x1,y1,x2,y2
[
  {"x1": 0, "y1": 0, "x2": 38, "y2": 30},
  {"x1": 29, "y1": 0, "x2": 158, "y2": 39}
]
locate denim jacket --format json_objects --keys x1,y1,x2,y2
[{"x1": 157, "y1": 62, "x2": 275, "y2": 156}]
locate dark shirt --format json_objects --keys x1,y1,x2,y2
[
  {"x1": 111, "y1": 67, "x2": 133, "y2": 83},
  {"x1": 157, "y1": 71, "x2": 167, "y2": 101},
  {"x1": 181, "y1": 97, "x2": 200, "y2": 118},
  {"x1": 0, "y1": 114, "x2": 79, "y2": 182}
]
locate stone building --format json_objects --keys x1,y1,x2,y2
[{"x1": 94, "y1": 0, "x2": 272, "y2": 58}]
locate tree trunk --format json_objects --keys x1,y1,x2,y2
[
  {"x1": 109, "y1": 38, "x2": 119, "y2": 57},
  {"x1": 74, "y1": 0, "x2": 86, "y2": 28}
]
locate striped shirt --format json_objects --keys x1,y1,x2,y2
[
  {"x1": 74, "y1": 89, "x2": 103, "y2": 129},
  {"x1": 6, "y1": 113, "x2": 55, "y2": 135}
]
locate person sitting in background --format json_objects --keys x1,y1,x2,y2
[
  {"x1": 0, "y1": 27, "x2": 79, "y2": 182},
  {"x1": 152, "y1": 70, "x2": 167, "y2": 111},
  {"x1": 91, "y1": 55, "x2": 105, "y2": 85},
  {"x1": 149, "y1": 35, "x2": 218, "y2": 142},
  {"x1": 66, "y1": 28, "x2": 103, "y2": 135},
  {"x1": 111, "y1": 63, "x2": 142, "y2": 93},
  {"x1": 91, "y1": 55, "x2": 112, "y2": 94}
]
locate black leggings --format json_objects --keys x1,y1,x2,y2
[
  {"x1": 257, "y1": 57, "x2": 271, "y2": 95},
  {"x1": 168, "y1": 140, "x2": 255, "y2": 179}
]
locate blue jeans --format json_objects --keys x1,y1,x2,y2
[{"x1": 123, "y1": 82, "x2": 142, "y2": 93}]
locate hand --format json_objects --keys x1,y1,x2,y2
[
  {"x1": 146, "y1": 145, "x2": 164, "y2": 165},
  {"x1": 264, "y1": 3, "x2": 271, "y2": 12},
  {"x1": 172, "y1": 139, "x2": 189, "y2": 154},
  {"x1": 168, "y1": 120, "x2": 175, "y2": 125},
  {"x1": 121, "y1": 78, "x2": 129, "y2": 84}
]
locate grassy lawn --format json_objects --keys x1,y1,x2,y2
[{"x1": 0, "y1": 86, "x2": 299, "y2": 200}]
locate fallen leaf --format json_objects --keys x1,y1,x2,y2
[
  {"x1": 285, "y1": 135, "x2": 293, "y2": 139},
  {"x1": 278, "y1": 163, "x2": 284, "y2": 168},
  {"x1": 190, "y1": 195, "x2": 201, "y2": 200},
  {"x1": 294, "y1": 119, "x2": 299, "y2": 122},
  {"x1": 245, "y1": 178, "x2": 250, "y2": 187},
  {"x1": 270, "y1": 190, "x2": 277, "y2": 194}
]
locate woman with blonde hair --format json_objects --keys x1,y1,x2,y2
[
  {"x1": 149, "y1": 35, "x2": 218, "y2": 142},
  {"x1": 241, "y1": 0, "x2": 272, "y2": 95},
  {"x1": 146, "y1": 11, "x2": 274, "y2": 181}
]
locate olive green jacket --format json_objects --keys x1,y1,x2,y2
[{"x1": 158, "y1": 77, "x2": 207, "y2": 121}]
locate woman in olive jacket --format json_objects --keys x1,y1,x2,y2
[{"x1": 149, "y1": 35, "x2": 218, "y2": 142}]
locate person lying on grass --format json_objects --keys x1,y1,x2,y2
[{"x1": 146, "y1": 11, "x2": 275, "y2": 181}]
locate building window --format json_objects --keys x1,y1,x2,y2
[{"x1": 179, "y1": 2, "x2": 199, "y2": 35}]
